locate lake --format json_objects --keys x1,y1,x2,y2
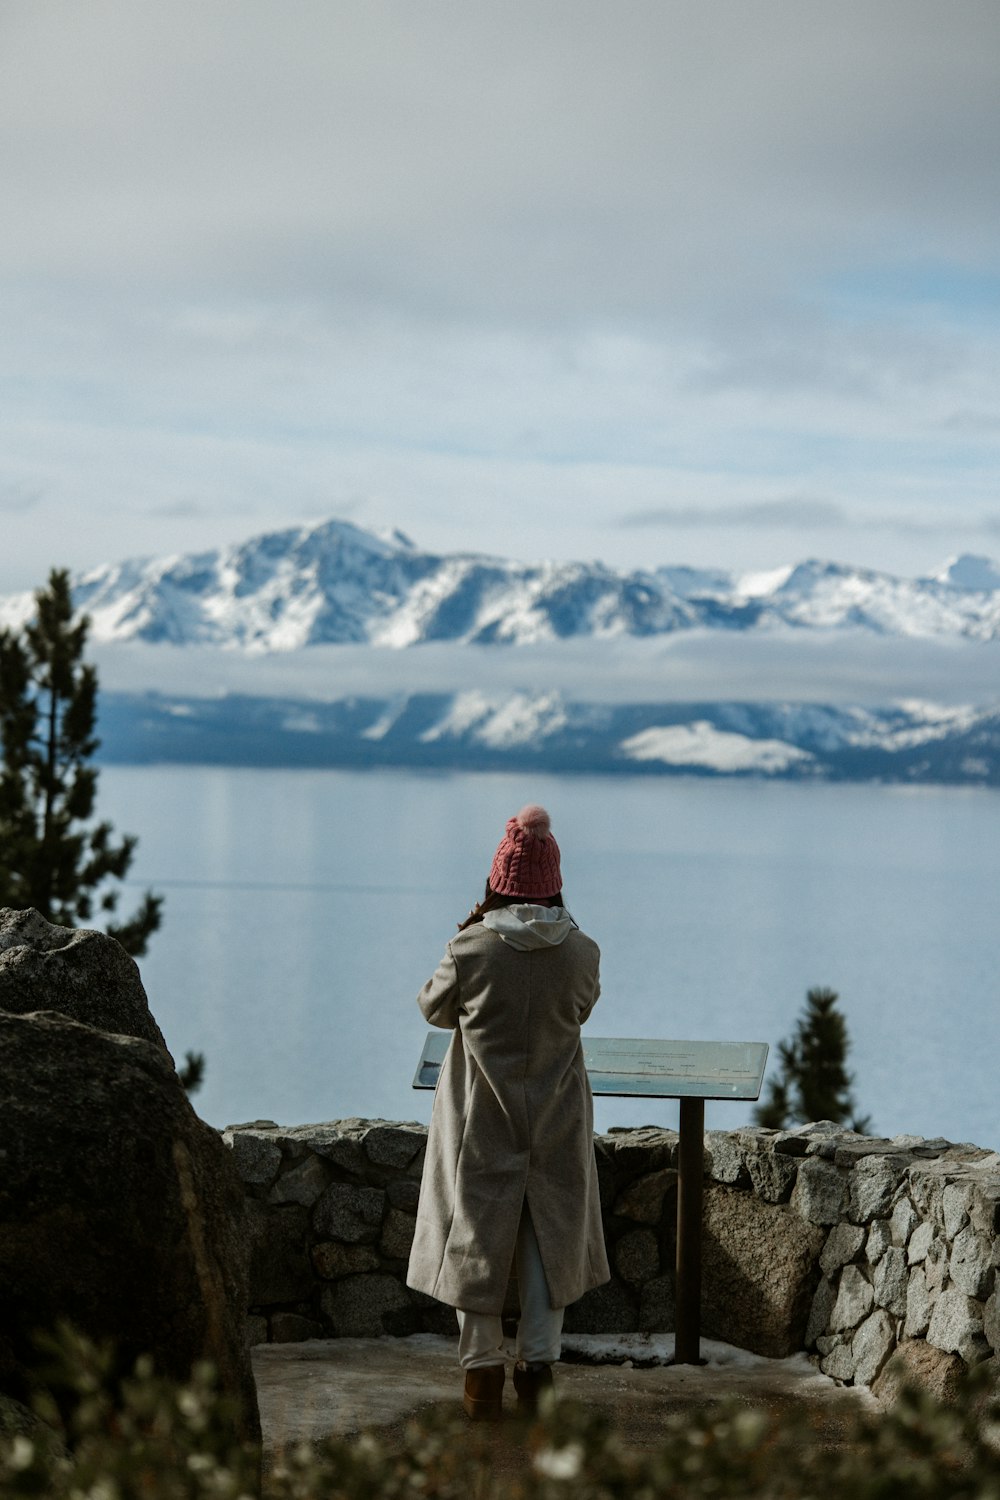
[{"x1": 97, "y1": 765, "x2": 1000, "y2": 1150}]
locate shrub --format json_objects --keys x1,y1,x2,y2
[{"x1": 3, "y1": 1325, "x2": 1000, "y2": 1499}]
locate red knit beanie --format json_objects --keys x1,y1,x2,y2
[{"x1": 488, "y1": 804, "x2": 562, "y2": 899}]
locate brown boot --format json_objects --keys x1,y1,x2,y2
[
  {"x1": 463, "y1": 1364, "x2": 505, "y2": 1421},
  {"x1": 512, "y1": 1360, "x2": 554, "y2": 1416}
]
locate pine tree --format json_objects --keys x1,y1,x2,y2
[
  {"x1": 178, "y1": 1050, "x2": 206, "y2": 1095},
  {"x1": 754, "y1": 986, "x2": 870, "y2": 1133},
  {"x1": 0, "y1": 568, "x2": 162, "y2": 956}
]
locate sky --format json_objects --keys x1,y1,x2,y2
[{"x1": 2, "y1": 1, "x2": 1000, "y2": 595}]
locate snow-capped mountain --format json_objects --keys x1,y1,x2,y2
[
  {"x1": 3, "y1": 517, "x2": 1000, "y2": 650},
  {"x1": 4, "y1": 518, "x2": 999, "y2": 783},
  {"x1": 94, "y1": 688, "x2": 1000, "y2": 786}
]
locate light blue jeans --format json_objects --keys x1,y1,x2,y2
[{"x1": 456, "y1": 1203, "x2": 564, "y2": 1369}]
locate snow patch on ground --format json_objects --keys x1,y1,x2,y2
[
  {"x1": 620, "y1": 722, "x2": 813, "y2": 772},
  {"x1": 561, "y1": 1332, "x2": 821, "y2": 1376}
]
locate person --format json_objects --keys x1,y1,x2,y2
[{"x1": 406, "y1": 803, "x2": 610, "y2": 1420}]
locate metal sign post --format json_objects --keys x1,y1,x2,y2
[{"x1": 413, "y1": 1033, "x2": 768, "y2": 1366}]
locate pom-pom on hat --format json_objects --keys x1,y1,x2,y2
[{"x1": 488, "y1": 803, "x2": 562, "y2": 898}]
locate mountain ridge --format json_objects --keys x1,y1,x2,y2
[
  {"x1": 3, "y1": 516, "x2": 1000, "y2": 651},
  {"x1": 93, "y1": 686, "x2": 1000, "y2": 786}
]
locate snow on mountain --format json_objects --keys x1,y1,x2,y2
[
  {"x1": 92, "y1": 686, "x2": 1000, "y2": 784},
  {"x1": 5, "y1": 517, "x2": 697, "y2": 651},
  {"x1": 4, "y1": 517, "x2": 1000, "y2": 651},
  {"x1": 757, "y1": 559, "x2": 1000, "y2": 638},
  {"x1": 418, "y1": 690, "x2": 571, "y2": 748},
  {"x1": 619, "y1": 722, "x2": 813, "y2": 773}
]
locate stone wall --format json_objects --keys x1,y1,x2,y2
[{"x1": 225, "y1": 1117, "x2": 1000, "y2": 1391}]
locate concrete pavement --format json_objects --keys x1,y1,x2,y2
[{"x1": 252, "y1": 1332, "x2": 871, "y2": 1457}]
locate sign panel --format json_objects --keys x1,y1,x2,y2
[{"x1": 413, "y1": 1033, "x2": 768, "y2": 1100}]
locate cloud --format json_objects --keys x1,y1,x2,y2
[
  {"x1": 1, "y1": 3, "x2": 999, "y2": 587},
  {"x1": 620, "y1": 502, "x2": 1000, "y2": 544},
  {"x1": 1, "y1": 2, "x2": 999, "y2": 325},
  {"x1": 620, "y1": 498, "x2": 848, "y2": 530},
  {"x1": 146, "y1": 500, "x2": 212, "y2": 520},
  {"x1": 90, "y1": 631, "x2": 1000, "y2": 712},
  {"x1": 0, "y1": 481, "x2": 43, "y2": 514}
]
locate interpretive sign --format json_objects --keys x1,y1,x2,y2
[
  {"x1": 413, "y1": 1031, "x2": 769, "y2": 1365},
  {"x1": 413, "y1": 1033, "x2": 767, "y2": 1101}
]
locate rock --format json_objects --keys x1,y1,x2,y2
[
  {"x1": 700, "y1": 1185, "x2": 824, "y2": 1357},
  {"x1": 833, "y1": 1138, "x2": 900, "y2": 1167},
  {"x1": 798, "y1": 1121, "x2": 844, "y2": 1139},
  {"x1": 890, "y1": 1196, "x2": 918, "y2": 1247},
  {"x1": 268, "y1": 1154, "x2": 329, "y2": 1207},
  {"x1": 0, "y1": 1009, "x2": 258, "y2": 1439},
  {"x1": 563, "y1": 1280, "x2": 639, "y2": 1335},
  {"x1": 949, "y1": 1225, "x2": 994, "y2": 1300},
  {"x1": 791, "y1": 1160, "x2": 849, "y2": 1225},
  {"x1": 802, "y1": 1123, "x2": 849, "y2": 1160},
  {"x1": 849, "y1": 1157, "x2": 900, "y2": 1224},
  {"x1": 903, "y1": 1266, "x2": 934, "y2": 1339},
  {"x1": 927, "y1": 1286, "x2": 990, "y2": 1365},
  {"x1": 319, "y1": 1274, "x2": 410, "y2": 1337},
  {"x1": 908, "y1": 1168, "x2": 945, "y2": 1226},
  {"x1": 925, "y1": 1235, "x2": 949, "y2": 1291},
  {"x1": 308, "y1": 1129, "x2": 368, "y2": 1177},
  {"x1": 312, "y1": 1182, "x2": 385, "y2": 1243},
  {"x1": 245, "y1": 1315, "x2": 268, "y2": 1347},
  {"x1": 865, "y1": 1220, "x2": 892, "y2": 1265},
  {"x1": 872, "y1": 1247, "x2": 908, "y2": 1318},
  {"x1": 805, "y1": 1275, "x2": 836, "y2": 1348},
  {"x1": 269, "y1": 1313, "x2": 324, "y2": 1343},
  {"x1": 613, "y1": 1168, "x2": 677, "y2": 1224},
  {"x1": 613, "y1": 1229, "x2": 660, "y2": 1284},
  {"x1": 704, "y1": 1132, "x2": 748, "y2": 1186},
  {"x1": 0, "y1": 908, "x2": 169, "y2": 1054},
  {"x1": 907, "y1": 1221, "x2": 934, "y2": 1265},
  {"x1": 942, "y1": 1182, "x2": 972, "y2": 1240},
  {"x1": 871, "y1": 1338, "x2": 966, "y2": 1407},
  {"x1": 819, "y1": 1223, "x2": 865, "y2": 1276},
  {"x1": 984, "y1": 1291, "x2": 1000, "y2": 1352},
  {"x1": 363, "y1": 1124, "x2": 426, "y2": 1170},
  {"x1": 311, "y1": 1242, "x2": 381, "y2": 1280},
  {"x1": 387, "y1": 1178, "x2": 421, "y2": 1212},
  {"x1": 224, "y1": 1130, "x2": 283, "y2": 1189},
  {"x1": 746, "y1": 1151, "x2": 798, "y2": 1203},
  {"x1": 245, "y1": 1201, "x2": 312, "y2": 1305},
  {"x1": 970, "y1": 1178, "x2": 1000, "y2": 1237},
  {"x1": 830, "y1": 1266, "x2": 874, "y2": 1333},
  {"x1": 820, "y1": 1341, "x2": 856, "y2": 1382},
  {"x1": 379, "y1": 1208, "x2": 416, "y2": 1259},
  {"x1": 772, "y1": 1132, "x2": 810, "y2": 1157},
  {"x1": 852, "y1": 1308, "x2": 896, "y2": 1387},
  {"x1": 639, "y1": 1274, "x2": 674, "y2": 1332},
  {"x1": 599, "y1": 1128, "x2": 678, "y2": 1183}
]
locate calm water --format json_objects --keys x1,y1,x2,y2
[{"x1": 98, "y1": 766, "x2": 1000, "y2": 1149}]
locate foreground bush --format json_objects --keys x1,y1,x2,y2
[{"x1": 2, "y1": 1327, "x2": 1000, "y2": 1498}]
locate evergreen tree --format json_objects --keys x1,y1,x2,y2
[
  {"x1": 0, "y1": 568, "x2": 162, "y2": 956},
  {"x1": 178, "y1": 1050, "x2": 206, "y2": 1095},
  {"x1": 754, "y1": 986, "x2": 870, "y2": 1133}
]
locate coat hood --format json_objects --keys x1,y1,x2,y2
[{"x1": 481, "y1": 904, "x2": 577, "y2": 950}]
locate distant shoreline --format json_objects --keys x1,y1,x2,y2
[{"x1": 95, "y1": 689, "x2": 1000, "y2": 787}]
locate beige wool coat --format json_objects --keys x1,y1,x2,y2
[{"x1": 406, "y1": 907, "x2": 610, "y2": 1314}]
